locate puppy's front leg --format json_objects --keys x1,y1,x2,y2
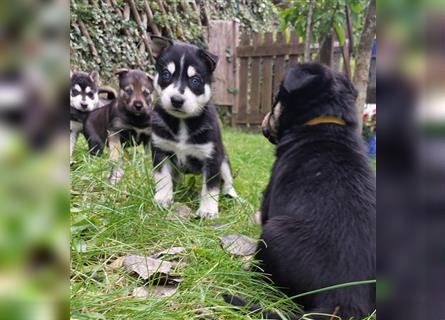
[
  {"x1": 70, "y1": 129, "x2": 79, "y2": 159},
  {"x1": 108, "y1": 132, "x2": 124, "y2": 185},
  {"x1": 152, "y1": 147, "x2": 173, "y2": 208},
  {"x1": 197, "y1": 162, "x2": 221, "y2": 219},
  {"x1": 70, "y1": 120, "x2": 81, "y2": 159}
]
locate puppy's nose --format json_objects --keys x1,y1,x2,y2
[
  {"x1": 80, "y1": 103, "x2": 88, "y2": 109},
  {"x1": 170, "y1": 96, "x2": 184, "y2": 109},
  {"x1": 133, "y1": 101, "x2": 143, "y2": 110}
]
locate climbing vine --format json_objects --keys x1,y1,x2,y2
[{"x1": 70, "y1": 0, "x2": 278, "y2": 83}]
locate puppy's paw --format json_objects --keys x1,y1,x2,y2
[
  {"x1": 223, "y1": 186, "x2": 238, "y2": 199},
  {"x1": 154, "y1": 192, "x2": 173, "y2": 208},
  {"x1": 108, "y1": 167, "x2": 124, "y2": 185},
  {"x1": 196, "y1": 201, "x2": 219, "y2": 219}
]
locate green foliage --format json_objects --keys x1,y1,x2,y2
[
  {"x1": 70, "y1": 0, "x2": 278, "y2": 83},
  {"x1": 71, "y1": 1, "x2": 151, "y2": 83},
  {"x1": 280, "y1": 0, "x2": 368, "y2": 47}
]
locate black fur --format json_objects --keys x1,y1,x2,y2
[{"x1": 227, "y1": 63, "x2": 376, "y2": 319}]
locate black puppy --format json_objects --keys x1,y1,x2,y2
[
  {"x1": 148, "y1": 36, "x2": 237, "y2": 218},
  {"x1": 225, "y1": 63, "x2": 376, "y2": 319},
  {"x1": 84, "y1": 69, "x2": 154, "y2": 184}
]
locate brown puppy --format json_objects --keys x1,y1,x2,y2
[{"x1": 84, "y1": 69, "x2": 154, "y2": 184}]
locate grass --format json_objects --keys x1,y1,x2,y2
[{"x1": 70, "y1": 128, "x2": 376, "y2": 320}]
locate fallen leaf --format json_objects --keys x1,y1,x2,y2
[
  {"x1": 195, "y1": 308, "x2": 216, "y2": 319},
  {"x1": 132, "y1": 286, "x2": 149, "y2": 298},
  {"x1": 122, "y1": 255, "x2": 172, "y2": 280},
  {"x1": 109, "y1": 257, "x2": 124, "y2": 270},
  {"x1": 121, "y1": 255, "x2": 184, "y2": 284},
  {"x1": 132, "y1": 285, "x2": 179, "y2": 298},
  {"x1": 241, "y1": 255, "x2": 254, "y2": 271},
  {"x1": 166, "y1": 204, "x2": 196, "y2": 221},
  {"x1": 220, "y1": 234, "x2": 257, "y2": 256}
]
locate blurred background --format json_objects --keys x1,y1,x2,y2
[
  {"x1": 0, "y1": 0, "x2": 69, "y2": 319},
  {"x1": 378, "y1": 0, "x2": 445, "y2": 319},
  {"x1": 1, "y1": 0, "x2": 445, "y2": 319}
]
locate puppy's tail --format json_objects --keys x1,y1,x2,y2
[{"x1": 222, "y1": 294, "x2": 298, "y2": 319}]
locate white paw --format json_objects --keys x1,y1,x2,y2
[
  {"x1": 223, "y1": 186, "x2": 238, "y2": 198},
  {"x1": 108, "y1": 167, "x2": 124, "y2": 185},
  {"x1": 154, "y1": 192, "x2": 173, "y2": 208},
  {"x1": 196, "y1": 207, "x2": 219, "y2": 219}
]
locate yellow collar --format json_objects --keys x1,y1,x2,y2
[{"x1": 305, "y1": 116, "x2": 346, "y2": 126}]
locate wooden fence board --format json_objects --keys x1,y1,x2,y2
[
  {"x1": 233, "y1": 30, "x2": 350, "y2": 126},
  {"x1": 248, "y1": 33, "x2": 262, "y2": 117},
  {"x1": 236, "y1": 33, "x2": 250, "y2": 124},
  {"x1": 260, "y1": 32, "x2": 273, "y2": 115},
  {"x1": 208, "y1": 21, "x2": 239, "y2": 107},
  {"x1": 273, "y1": 32, "x2": 286, "y2": 99}
]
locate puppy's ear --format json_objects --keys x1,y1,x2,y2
[
  {"x1": 114, "y1": 68, "x2": 129, "y2": 80},
  {"x1": 199, "y1": 50, "x2": 219, "y2": 72},
  {"x1": 145, "y1": 72, "x2": 154, "y2": 82},
  {"x1": 90, "y1": 70, "x2": 100, "y2": 84},
  {"x1": 150, "y1": 35, "x2": 173, "y2": 58},
  {"x1": 282, "y1": 68, "x2": 319, "y2": 93}
]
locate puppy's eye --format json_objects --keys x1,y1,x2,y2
[
  {"x1": 190, "y1": 76, "x2": 201, "y2": 88},
  {"x1": 72, "y1": 89, "x2": 79, "y2": 95},
  {"x1": 143, "y1": 90, "x2": 150, "y2": 98},
  {"x1": 125, "y1": 88, "x2": 133, "y2": 95},
  {"x1": 161, "y1": 70, "x2": 172, "y2": 82}
]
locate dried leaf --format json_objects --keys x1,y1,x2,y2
[
  {"x1": 131, "y1": 285, "x2": 178, "y2": 298},
  {"x1": 195, "y1": 308, "x2": 216, "y2": 319},
  {"x1": 109, "y1": 257, "x2": 124, "y2": 269},
  {"x1": 132, "y1": 286, "x2": 149, "y2": 298},
  {"x1": 241, "y1": 255, "x2": 254, "y2": 271},
  {"x1": 122, "y1": 255, "x2": 172, "y2": 280},
  {"x1": 166, "y1": 204, "x2": 196, "y2": 221},
  {"x1": 220, "y1": 234, "x2": 257, "y2": 256}
]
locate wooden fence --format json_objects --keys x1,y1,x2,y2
[{"x1": 232, "y1": 31, "x2": 349, "y2": 126}]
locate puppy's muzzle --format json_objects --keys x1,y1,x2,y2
[
  {"x1": 261, "y1": 112, "x2": 278, "y2": 144},
  {"x1": 133, "y1": 100, "x2": 143, "y2": 110},
  {"x1": 171, "y1": 95, "x2": 184, "y2": 109}
]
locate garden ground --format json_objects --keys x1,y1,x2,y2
[{"x1": 70, "y1": 128, "x2": 376, "y2": 320}]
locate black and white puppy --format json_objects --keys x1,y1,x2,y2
[
  {"x1": 225, "y1": 63, "x2": 376, "y2": 319},
  {"x1": 84, "y1": 69, "x2": 154, "y2": 184},
  {"x1": 70, "y1": 70, "x2": 116, "y2": 159},
  {"x1": 148, "y1": 36, "x2": 237, "y2": 218},
  {"x1": 70, "y1": 70, "x2": 100, "y2": 158}
]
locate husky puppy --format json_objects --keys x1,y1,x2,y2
[
  {"x1": 70, "y1": 70, "x2": 100, "y2": 158},
  {"x1": 84, "y1": 69, "x2": 154, "y2": 184},
  {"x1": 224, "y1": 63, "x2": 376, "y2": 319},
  {"x1": 148, "y1": 36, "x2": 237, "y2": 218}
]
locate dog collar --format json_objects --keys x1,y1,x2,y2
[{"x1": 305, "y1": 116, "x2": 346, "y2": 126}]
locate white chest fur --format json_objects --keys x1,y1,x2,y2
[{"x1": 152, "y1": 121, "x2": 214, "y2": 165}]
